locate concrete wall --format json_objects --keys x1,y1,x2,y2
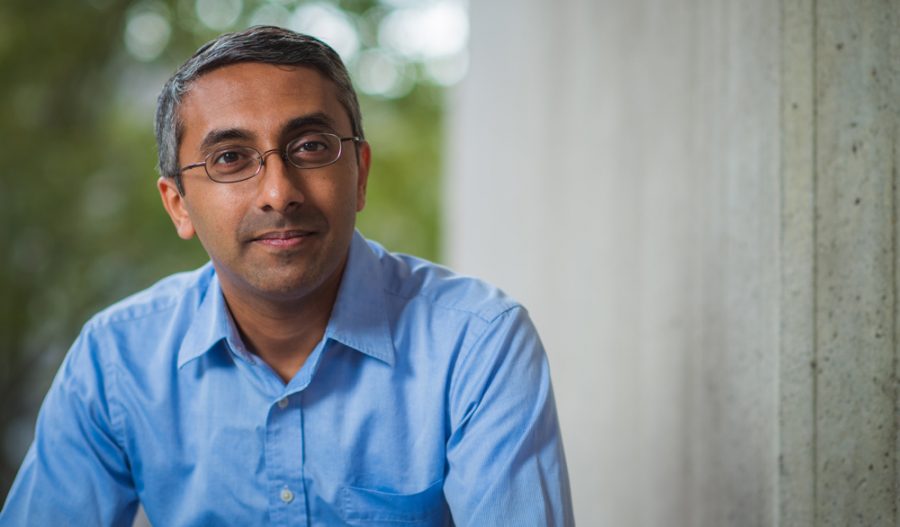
[
  {"x1": 446, "y1": 0, "x2": 899, "y2": 525},
  {"x1": 782, "y1": 0, "x2": 900, "y2": 524}
]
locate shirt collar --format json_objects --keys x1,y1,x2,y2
[
  {"x1": 324, "y1": 230, "x2": 395, "y2": 366},
  {"x1": 177, "y1": 267, "x2": 234, "y2": 369},
  {"x1": 177, "y1": 230, "x2": 395, "y2": 369}
]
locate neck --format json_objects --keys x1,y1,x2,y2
[{"x1": 220, "y1": 262, "x2": 346, "y2": 384}]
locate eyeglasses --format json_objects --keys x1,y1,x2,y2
[{"x1": 179, "y1": 132, "x2": 361, "y2": 184}]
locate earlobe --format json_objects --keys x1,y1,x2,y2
[
  {"x1": 157, "y1": 177, "x2": 196, "y2": 240},
  {"x1": 356, "y1": 142, "x2": 371, "y2": 212}
]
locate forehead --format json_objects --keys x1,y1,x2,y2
[{"x1": 178, "y1": 62, "x2": 350, "y2": 147}]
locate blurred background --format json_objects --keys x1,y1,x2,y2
[{"x1": 2, "y1": 0, "x2": 898, "y2": 525}]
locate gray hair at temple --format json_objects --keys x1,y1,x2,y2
[{"x1": 154, "y1": 26, "x2": 364, "y2": 192}]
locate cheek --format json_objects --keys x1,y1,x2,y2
[
  {"x1": 314, "y1": 178, "x2": 359, "y2": 218},
  {"x1": 340, "y1": 187, "x2": 363, "y2": 220},
  {"x1": 355, "y1": 182, "x2": 366, "y2": 212},
  {"x1": 185, "y1": 192, "x2": 245, "y2": 242}
]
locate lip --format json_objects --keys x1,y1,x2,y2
[{"x1": 250, "y1": 229, "x2": 316, "y2": 248}]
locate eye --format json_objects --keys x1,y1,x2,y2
[
  {"x1": 213, "y1": 149, "x2": 249, "y2": 165},
  {"x1": 291, "y1": 137, "x2": 329, "y2": 154},
  {"x1": 287, "y1": 133, "x2": 338, "y2": 167},
  {"x1": 208, "y1": 146, "x2": 256, "y2": 177}
]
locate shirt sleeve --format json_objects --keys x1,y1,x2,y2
[
  {"x1": 444, "y1": 306, "x2": 574, "y2": 526},
  {"x1": 0, "y1": 324, "x2": 138, "y2": 527}
]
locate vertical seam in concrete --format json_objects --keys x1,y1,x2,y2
[
  {"x1": 893, "y1": 114, "x2": 899, "y2": 526},
  {"x1": 810, "y1": 0, "x2": 818, "y2": 525},
  {"x1": 893, "y1": 13, "x2": 900, "y2": 519},
  {"x1": 776, "y1": 3, "x2": 783, "y2": 521}
]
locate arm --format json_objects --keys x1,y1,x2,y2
[
  {"x1": 1, "y1": 325, "x2": 138, "y2": 526},
  {"x1": 444, "y1": 306, "x2": 574, "y2": 526}
]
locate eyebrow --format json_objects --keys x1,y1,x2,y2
[
  {"x1": 279, "y1": 112, "x2": 341, "y2": 139},
  {"x1": 199, "y1": 128, "x2": 256, "y2": 153},
  {"x1": 197, "y1": 112, "x2": 342, "y2": 154}
]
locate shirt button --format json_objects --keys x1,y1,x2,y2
[
  {"x1": 280, "y1": 487, "x2": 294, "y2": 503},
  {"x1": 277, "y1": 398, "x2": 289, "y2": 409}
]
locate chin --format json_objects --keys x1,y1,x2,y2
[
  {"x1": 251, "y1": 266, "x2": 335, "y2": 301},
  {"x1": 254, "y1": 275, "x2": 319, "y2": 300}
]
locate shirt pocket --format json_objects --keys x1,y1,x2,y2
[{"x1": 340, "y1": 479, "x2": 446, "y2": 525}]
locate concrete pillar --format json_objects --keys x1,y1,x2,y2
[
  {"x1": 447, "y1": 0, "x2": 899, "y2": 524},
  {"x1": 782, "y1": 0, "x2": 900, "y2": 524}
]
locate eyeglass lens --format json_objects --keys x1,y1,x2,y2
[{"x1": 206, "y1": 132, "x2": 344, "y2": 183}]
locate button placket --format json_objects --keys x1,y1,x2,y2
[{"x1": 265, "y1": 391, "x2": 306, "y2": 524}]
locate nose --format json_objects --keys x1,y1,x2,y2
[{"x1": 254, "y1": 148, "x2": 305, "y2": 212}]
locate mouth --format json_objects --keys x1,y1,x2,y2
[{"x1": 250, "y1": 229, "x2": 317, "y2": 249}]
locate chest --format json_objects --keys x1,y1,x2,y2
[{"x1": 122, "y1": 345, "x2": 453, "y2": 526}]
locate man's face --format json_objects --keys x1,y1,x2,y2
[{"x1": 158, "y1": 62, "x2": 370, "y2": 305}]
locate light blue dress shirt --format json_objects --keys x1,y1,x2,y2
[{"x1": 2, "y1": 232, "x2": 573, "y2": 526}]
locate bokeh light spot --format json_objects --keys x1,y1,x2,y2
[
  {"x1": 378, "y1": 0, "x2": 468, "y2": 60},
  {"x1": 354, "y1": 49, "x2": 414, "y2": 99},
  {"x1": 248, "y1": 2, "x2": 291, "y2": 27},
  {"x1": 289, "y1": 3, "x2": 360, "y2": 62},
  {"x1": 195, "y1": 0, "x2": 243, "y2": 31},
  {"x1": 124, "y1": 7, "x2": 172, "y2": 62}
]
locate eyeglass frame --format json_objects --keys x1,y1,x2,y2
[{"x1": 176, "y1": 132, "x2": 362, "y2": 186}]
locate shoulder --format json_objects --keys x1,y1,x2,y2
[
  {"x1": 49, "y1": 263, "x2": 214, "y2": 413},
  {"x1": 87, "y1": 263, "x2": 214, "y2": 329},
  {"x1": 366, "y1": 238, "x2": 521, "y2": 325},
  {"x1": 71, "y1": 263, "x2": 215, "y2": 371}
]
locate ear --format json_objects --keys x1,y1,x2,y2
[
  {"x1": 355, "y1": 141, "x2": 371, "y2": 212},
  {"x1": 158, "y1": 177, "x2": 196, "y2": 240}
]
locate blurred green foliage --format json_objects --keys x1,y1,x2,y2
[{"x1": 0, "y1": 0, "x2": 444, "y2": 499}]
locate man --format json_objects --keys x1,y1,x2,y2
[{"x1": 1, "y1": 26, "x2": 573, "y2": 526}]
